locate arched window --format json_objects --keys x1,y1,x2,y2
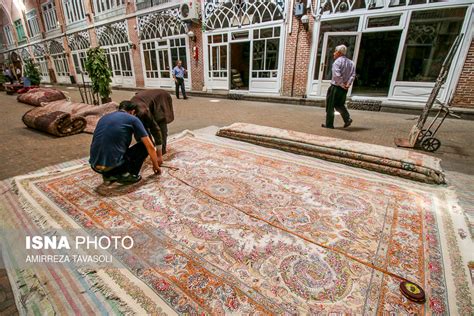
[
  {"x1": 204, "y1": 0, "x2": 285, "y2": 30},
  {"x1": 32, "y1": 44, "x2": 46, "y2": 57},
  {"x1": 96, "y1": 21, "x2": 129, "y2": 46},
  {"x1": 138, "y1": 11, "x2": 187, "y2": 40},
  {"x1": 67, "y1": 31, "x2": 91, "y2": 77},
  {"x1": 47, "y1": 39, "x2": 69, "y2": 77},
  {"x1": 48, "y1": 40, "x2": 65, "y2": 55},
  {"x1": 20, "y1": 48, "x2": 31, "y2": 61},
  {"x1": 67, "y1": 31, "x2": 90, "y2": 51},
  {"x1": 32, "y1": 44, "x2": 49, "y2": 77}
]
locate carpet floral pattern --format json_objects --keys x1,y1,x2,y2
[{"x1": 1, "y1": 129, "x2": 472, "y2": 315}]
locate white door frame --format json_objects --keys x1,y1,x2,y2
[
  {"x1": 318, "y1": 31, "x2": 361, "y2": 96},
  {"x1": 103, "y1": 44, "x2": 136, "y2": 87},
  {"x1": 229, "y1": 39, "x2": 251, "y2": 93},
  {"x1": 51, "y1": 53, "x2": 70, "y2": 84},
  {"x1": 208, "y1": 42, "x2": 230, "y2": 90},
  {"x1": 71, "y1": 50, "x2": 90, "y2": 83},
  {"x1": 140, "y1": 35, "x2": 192, "y2": 90},
  {"x1": 203, "y1": 22, "x2": 285, "y2": 94}
]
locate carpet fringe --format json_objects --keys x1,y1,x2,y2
[
  {"x1": 12, "y1": 186, "x2": 135, "y2": 315},
  {"x1": 77, "y1": 268, "x2": 135, "y2": 315}
]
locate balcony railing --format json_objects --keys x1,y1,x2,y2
[{"x1": 136, "y1": 0, "x2": 174, "y2": 11}]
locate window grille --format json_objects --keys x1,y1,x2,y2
[
  {"x1": 26, "y1": 10, "x2": 41, "y2": 37},
  {"x1": 138, "y1": 8, "x2": 187, "y2": 40},
  {"x1": 96, "y1": 21, "x2": 129, "y2": 46},
  {"x1": 204, "y1": 0, "x2": 285, "y2": 30}
]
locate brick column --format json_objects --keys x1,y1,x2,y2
[
  {"x1": 189, "y1": 22, "x2": 204, "y2": 91},
  {"x1": 281, "y1": 4, "x2": 315, "y2": 97},
  {"x1": 452, "y1": 39, "x2": 474, "y2": 108},
  {"x1": 127, "y1": 17, "x2": 144, "y2": 87},
  {"x1": 123, "y1": 2, "x2": 143, "y2": 87},
  {"x1": 28, "y1": 0, "x2": 47, "y2": 34}
]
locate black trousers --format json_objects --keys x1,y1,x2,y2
[
  {"x1": 93, "y1": 142, "x2": 148, "y2": 177},
  {"x1": 158, "y1": 120, "x2": 168, "y2": 154},
  {"x1": 175, "y1": 77, "x2": 186, "y2": 98},
  {"x1": 325, "y1": 85, "x2": 351, "y2": 128}
]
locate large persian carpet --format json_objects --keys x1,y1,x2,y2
[
  {"x1": 217, "y1": 123, "x2": 445, "y2": 184},
  {"x1": 1, "y1": 127, "x2": 472, "y2": 315}
]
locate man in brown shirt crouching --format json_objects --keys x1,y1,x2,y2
[{"x1": 130, "y1": 89, "x2": 174, "y2": 155}]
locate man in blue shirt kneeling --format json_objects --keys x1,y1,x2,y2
[{"x1": 89, "y1": 101, "x2": 162, "y2": 184}]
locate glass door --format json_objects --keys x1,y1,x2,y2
[
  {"x1": 105, "y1": 47, "x2": 123, "y2": 86},
  {"x1": 72, "y1": 51, "x2": 90, "y2": 83},
  {"x1": 36, "y1": 56, "x2": 50, "y2": 83},
  {"x1": 157, "y1": 48, "x2": 171, "y2": 80},
  {"x1": 318, "y1": 32, "x2": 361, "y2": 96},
  {"x1": 208, "y1": 43, "x2": 228, "y2": 90}
]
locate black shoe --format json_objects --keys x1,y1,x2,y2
[
  {"x1": 321, "y1": 124, "x2": 334, "y2": 129},
  {"x1": 102, "y1": 175, "x2": 118, "y2": 183},
  {"x1": 344, "y1": 119, "x2": 353, "y2": 128},
  {"x1": 117, "y1": 173, "x2": 142, "y2": 184},
  {"x1": 183, "y1": 96, "x2": 188, "y2": 99}
]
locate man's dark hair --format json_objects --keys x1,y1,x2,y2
[{"x1": 119, "y1": 100, "x2": 137, "y2": 112}]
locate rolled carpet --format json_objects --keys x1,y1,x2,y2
[
  {"x1": 217, "y1": 123, "x2": 445, "y2": 184},
  {"x1": 17, "y1": 87, "x2": 67, "y2": 106},
  {"x1": 39, "y1": 100, "x2": 118, "y2": 133},
  {"x1": 22, "y1": 107, "x2": 86, "y2": 137}
]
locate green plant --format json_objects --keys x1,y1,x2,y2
[
  {"x1": 85, "y1": 47, "x2": 112, "y2": 100},
  {"x1": 23, "y1": 59, "x2": 42, "y2": 85}
]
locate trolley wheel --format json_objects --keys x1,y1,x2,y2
[
  {"x1": 420, "y1": 129, "x2": 433, "y2": 137},
  {"x1": 421, "y1": 137, "x2": 441, "y2": 152}
]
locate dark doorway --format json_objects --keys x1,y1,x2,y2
[
  {"x1": 352, "y1": 31, "x2": 401, "y2": 96},
  {"x1": 230, "y1": 42, "x2": 250, "y2": 90}
]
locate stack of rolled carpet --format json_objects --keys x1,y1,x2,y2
[
  {"x1": 217, "y1": 123, "x2": 445, "y2": 184},
  {"x1": 20, "y1": 88, "x2": 118, "y2": 137}
]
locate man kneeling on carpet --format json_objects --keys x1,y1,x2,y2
[{"x1": 89, "y1": 101, "x2": 162, "y2": 184}]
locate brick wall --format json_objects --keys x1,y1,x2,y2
[
  {"x1": 189, "y1": 22, "x2": 205, "y2": 91},
  {"x1": 452, "y1": 38, "x2": 474, "y2": 108},
  {"x1": 281, "y1": 6, "x2": 314, "y2": 97}
]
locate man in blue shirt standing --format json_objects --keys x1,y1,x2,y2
[
  {"x1": 89, "y1": 101, "x2": 162, "y2": 184},
  {"x1": 172, "y1": 60, "x2": 187, "y2": 99},
  {"x1": 322, "y1": 44, "x2": 356, "y2": 129}
]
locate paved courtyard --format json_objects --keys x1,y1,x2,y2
[{"x1": 1, "y1": 86, "x2": 473, "y2": 180}]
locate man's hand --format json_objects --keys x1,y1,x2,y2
[
  {"x1": 152, "y1": 161, "x2": 161, "y2": 175},
  {"x1": 142, "y1": 136, "x2": 163, "y2": 175},
  {"x1": 155, "y1": 147, "x2": 163, "y2": 166}
]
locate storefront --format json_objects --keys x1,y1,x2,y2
[
  {"x1": 202, "y1": 0, "x2": 287, "y2": 94},
  {"x1": 96, "y1": 21, "x2": 135, "y2": 87},
  {"x1": 307, "y1": 0, "x2": 473, "y2": 103},
  {"x1": 138, "y1": 8, "x2": 191, "y2": 89},
  {"x1": 67, "y1": 31, "x2": 91, "y2": 83},
  {"x1": 47, "y1": 39, "x2": 71, "y2": 84}
]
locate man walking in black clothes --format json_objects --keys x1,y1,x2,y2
[
  {"x1": 172, "y1": 60, "x2": 187, "y2": 99},
  {"x1": 322, "y1": 44, "x2": 356, "y2": 129}
]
